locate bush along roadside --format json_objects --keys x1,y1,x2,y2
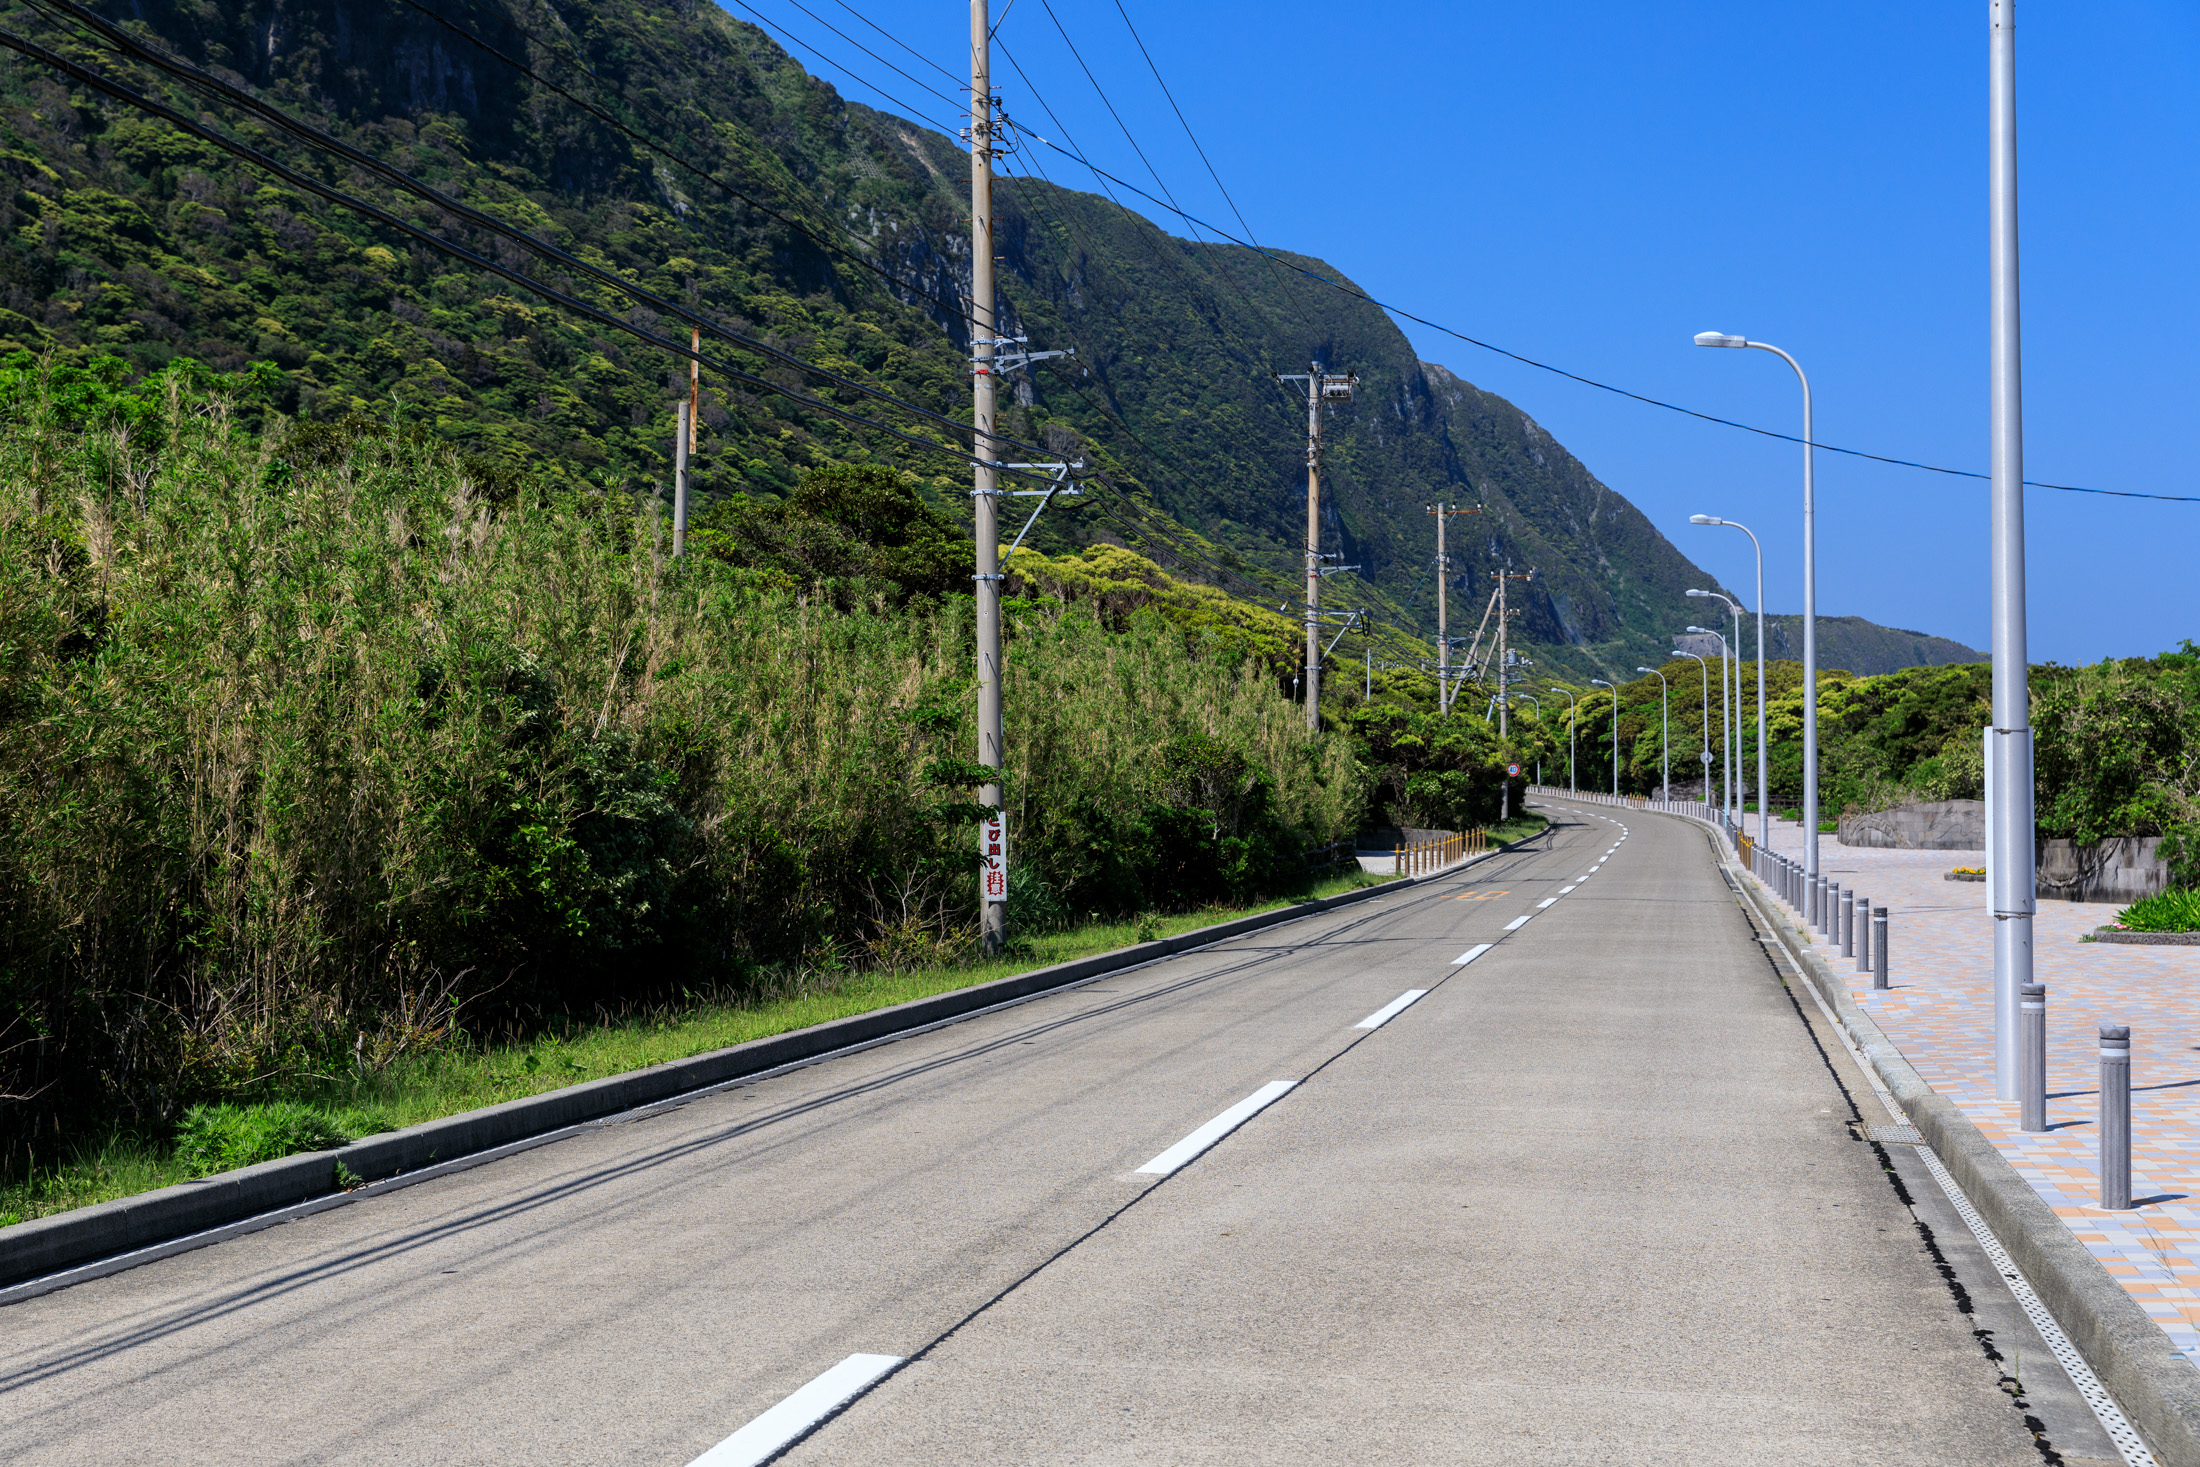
[
  {"x1": 0, "y1": 366, "x2": 1373, "y2": 1180},
  {"x1": 0, "y1": 871, "x2": 1386, "y2": 1227}
]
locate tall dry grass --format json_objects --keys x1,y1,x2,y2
[{"x1": 0, "y1": 382, "x2": 1364, "y2": 1161}]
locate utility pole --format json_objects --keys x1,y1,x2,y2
[
  {"x1": 1492, "y1": 566, "x2": 1534, "y2": 818},
  {"x1": 672, "y1": 401, "x2": 689, "y2": 557},
  {"x1": 1275, "y1": 362, "x2": 1356, "y2": 730},
  {"x1": 970, "y1": 0, "x2": 1006, "y2": 956},
  {"x1": 689, "y1": 326, "x2": 701, "y2": 454},
  {"x1": 1426, "y1": 503, "x2": 1480, "y2": 713}
]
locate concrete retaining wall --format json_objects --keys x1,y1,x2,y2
[
  {"x1": 2039, "y1": 835, "x2": 2172, "y2": 905},
  {"x1": 1838, "y1": 799, "x2": 1985, "y2": 850}
]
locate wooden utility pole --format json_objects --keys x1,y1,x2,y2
[
  {"x1": 970, "y1": 0, "x2": 1005, "y2": 955},
  {"x1": 689, "y1": 326, "x2": 700, "y2": 452},
  {"x1": 1427, "y1": 503, "x2": 1481, "y2": 713}
]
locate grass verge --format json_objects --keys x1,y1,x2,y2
[{"x1": 0, "y1": 870, "x2": 1389, "y2": 1229}]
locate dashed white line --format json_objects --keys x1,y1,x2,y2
[
  {"x1": 688, "y1": 1353, "x2": 903, "y2": 1467},
  {"x1": 1136, "y1": 1081, "x2": 1298, "y2": 1175},
  {"x1": 1537, "y1": 897, "x2": 1558, "y2": 908},
  {"x1": 1452, "y1": 943, "x2": 1493, "y2": 965},
  {"x1": 1560, "y1": 885, "x2": 1577, "y2": 893},
  {"x1": 1355, "y1": 990, "x2": 1429, "y2": 1030},
  {"x1": 1504, "y1": 914, "x2": 1533, "y2": 930}
]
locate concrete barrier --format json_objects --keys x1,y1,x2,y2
[{"x1": 1838, "y1": 799, "x2": 1985, "y2": 851}]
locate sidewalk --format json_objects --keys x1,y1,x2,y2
[{"x1": 1750, "y1": 816, "x2": 2200, "y2": 1363}]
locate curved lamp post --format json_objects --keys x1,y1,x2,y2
[
  {"x1": 1689, "y1": 589, "x2": 1747, "y2": 822},
  {"x1": 1695, "y1": 332, "x2": 1818, "y2": 888},
  {"x1": 1589, "y1": 678, "x2": 1618, "y2": 796},
  {"x1": 1689, "y1": 515, "x2": 1768, "y2": 845},
  {"x1": 1635, "y1": 666, "x2": 1670, "y2": 803},
  {"x1": 1687, "y1": 626, "x2": 1734, "y2": 828},
  {"x1": 1674, "y1": 650, "x2": 1711, "y2": 811},
  {"x1": 1550, "y1": 685, "x2": 1578, "y2": 794}
]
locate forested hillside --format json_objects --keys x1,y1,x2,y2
[{"x1": 0, "y1": 0, "x2": 1963, "y2": 679}]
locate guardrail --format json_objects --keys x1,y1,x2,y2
[{"x1": 1393, "y1": 827, "x2": 1488, "y2": 875}]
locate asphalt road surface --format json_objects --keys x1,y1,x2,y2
[{"x1": 0, "y1": 799, "x2": 2125, "y2": 1465}]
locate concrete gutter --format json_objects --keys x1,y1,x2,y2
[
  {"x1": 1, "y1": 852, "x2": 1518, "y2": 1294},
  {"x1": 1699, "y1": 815, "x2": 2200, "y2": 1467}
]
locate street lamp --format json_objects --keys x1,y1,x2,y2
[
  {"x1": 1550, "y1": 685, "x2": 1577, "y2": 794},
  {"x1": 1518, "y1": 694, "x2": 1542, "y2": 785},
  {"x1": 1689, "y1": 589, "x2": 1746, "y2": 823},
  {"x1": 1635, "y1": 666, "x2": 1670, "y2": 803},
  {"x1": 1589, "y1": 678, "x2": 1618, "y2": 796},
  {"x1": 1687, "y1": 626, "x2": 1734, "y2": 828},
  {"x1": 1673, "y1": 650, "x2": 1712, "y2": 811},
  {"x1": 1689, "y1": 515, "x2": 1769, "y2": 845},
  {"x1": 1696, "y1": 331, "x2": 1819, "y2": 905}
]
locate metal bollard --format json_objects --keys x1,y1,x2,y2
[
  {"x1": 1871, "y1": 906, "x2": 1889, "y2": 989},
  {"x1": 2101, "y1": 1024, "x2": 2132, "y2": 1210},
  {"x1": 1814, "y1": 874, "x2": 1827, "y2": 932},
  {"x1": 1839, "y1": 885, "x2": 1854, "y2": 958},
  {"x1": 2020, "y1": 983, "x2": 2046, "y2": 1133},
  {"x1": 1854, "y1": 893, "x2": 1871, "y2": 974}
]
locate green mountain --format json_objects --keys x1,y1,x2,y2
[{"x1": 0, "y1": 0, "x2": 1961, "y2": 680}]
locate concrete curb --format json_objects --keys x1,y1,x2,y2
[
  {"x1": 1712, "y1": 823, "x2": 2200, "y2": 1467},
  {"x1": 1, "y1": 856, "x2": 1510, "y2": 1293}
]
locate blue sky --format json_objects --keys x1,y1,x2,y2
[{"x1": 726, "y1": 1, "x2": 2197, "y2": 664}]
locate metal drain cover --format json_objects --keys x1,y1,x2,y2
[{"x1": 1866, "y1": 1123, "x2": 1926, "y2": 1146}]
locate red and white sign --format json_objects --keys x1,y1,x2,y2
[
  {"x1": 1507, "y1": 763, "x2": 1521, "y2": 777},
  {"x1": 979, "y1": 811, "x2": 1007, "y2": 904}
]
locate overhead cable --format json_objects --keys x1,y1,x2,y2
[
  {"x1": 0, "y1": 26, "x2": 1065, "y2": 487},
  {"x1": 1021, "y1": 137, "x2": 2192, "y2": 505}
]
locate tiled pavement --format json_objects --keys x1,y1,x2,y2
[{"x1": 1748, "y1": 817, "x2": 2200, "y2": 1363}]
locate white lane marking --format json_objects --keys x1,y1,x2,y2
[
  {"x1": 1504, "y1": 914, "x2": 1532, "y2": 930},
  {"x1": 689, "y1": 1354, "x2": 903, "y2": 1467},
  {"x1": 1537, "y1": 897, "x2": 1558, "y2": 908},
  {"x1": 1136, "y1": 1081, "x2": 1298, "y2": 1175},
  {"x1": 1560, "y1": 885, "x2": 1577, "y2": 894},
  {"x1": 1452, "y1": 943, "x2": 1493, "y2": 965},
  {"x1": 1355, "y1": 989, "x2": 1430, "y2": 1030}
]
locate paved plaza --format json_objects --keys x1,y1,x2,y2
[{"x1": 1750, "y1": 816, "x2": 2200, "y2": 1362}]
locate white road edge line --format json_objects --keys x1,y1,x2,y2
[
  {"x1": 688, "y1": 1353, "x2": 903, "y2": 1467},
  {"x1": 1504, "y1": 914, "x2": 1533, "y2": 930},
  {"x1": 1537, "y1": 897, "x2": 1558, "y2": 908},
  {"x1": 1452, "y1": 943, "x2": 1493, "y2": 965},
  {"x1": 1136, "y1": 1081, "x2": 1298, "y2": 1175},
  {"x1": 1354, "y1": 989, "x2": 1430, "y2": 1030}
]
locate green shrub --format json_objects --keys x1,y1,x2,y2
[
  {"x1": 172, "y1": 1103, "x2": 353, "y2": 1177},
  {"x1": 2112, "y1": 888, "x2": 2200, "y2": 933}
]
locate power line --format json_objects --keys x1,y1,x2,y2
[
  {"x1": 1020, "y1": 136, "x2": 2194, "y2": 506},
  {"x1": 1105, "y1": 0, "x2": 1316, "y2": 330},
  {"x1": 387, "y1": 0, "x2": 987, "y2": 333},
  {"x1": 24, "y1": 0, "x2": 1050, "y2": 461},
  {"x1": 717, "y1": 0, "x2": 967, "y2": 120},
  {"x1": 0, "y1": 25, "x2": 1069, "y2": 489}
]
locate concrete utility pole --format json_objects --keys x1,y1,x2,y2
[
  {"x1": 672, "y1": 401, "x2": 689, "y2": 557},
  {"x1": 970, "y1": 0, "x2": 1006, "y2": 955},
  {"x1": 1492, "y1": 567, "x2": 1533, "y2": 817},
  {"x1": 1275, "y1": 363, "x2": 1356, "y2": 729},
  {"x1": 1427, "y1": 504, "x2": 1481, "y2": 713},
  {"x1": 1988, "y1": 0, "x2": 2034, "y2": 1102}
]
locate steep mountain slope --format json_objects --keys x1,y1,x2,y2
[{"x1": 0, "y1": 0, "x2": 1958, "y2": 679}]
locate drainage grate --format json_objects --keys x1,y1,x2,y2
[{"x1": 1866, "y1": 1123, "x2": 1926, "y2": 1146}]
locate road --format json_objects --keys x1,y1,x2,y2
[{"x1": 0, "y1": 799, "x2": 2123, "y2": 1464}]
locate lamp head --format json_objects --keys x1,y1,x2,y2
[
  {"x1": 1694, "y1": 331, "x2": 1747, "y2": 348},
  {"x1": 1689, "y1": 513, "x2": 1722, "y2": 525},
  {"x1": 1687, "y1": 625, "x2": 1711, "y2": 634},
  {"x1": 1686, "y1": 588, "x2": 1709, "y2": 598},
  {"x1": 1635, "y1": 667, "x2": 1653, "y2": 674}
]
